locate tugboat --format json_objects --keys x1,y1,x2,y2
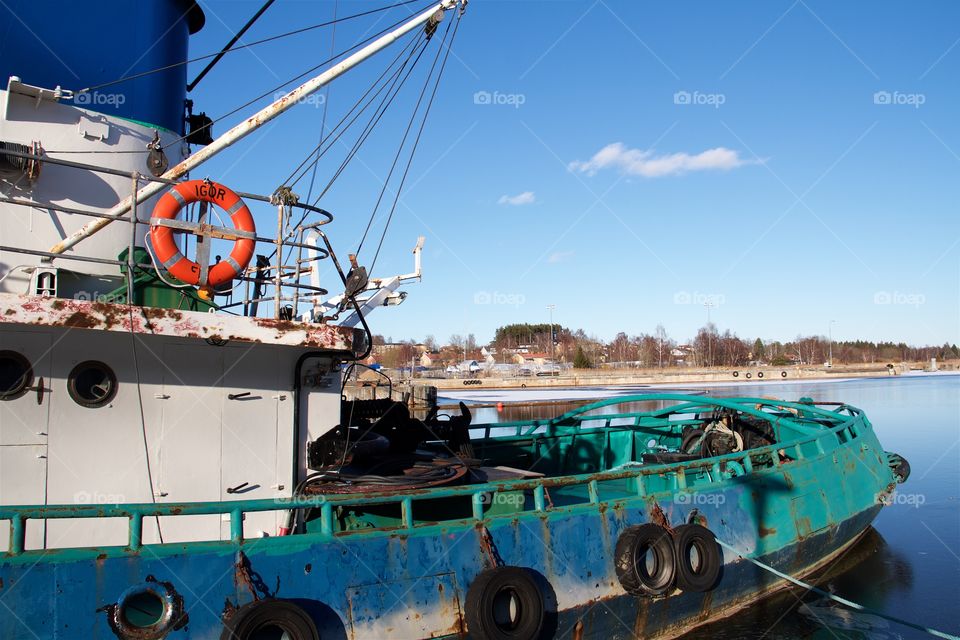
[{"x1": 0, "y1": 1, "x2": 911, "y2": 638}]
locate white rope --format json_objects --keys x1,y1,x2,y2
[{"x1": 716, "y1": 538, "x2": 960, "y2": 640}]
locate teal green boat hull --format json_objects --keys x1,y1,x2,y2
[{"x1": 0, "y1": 395, "x2": 903, "y2": 639}]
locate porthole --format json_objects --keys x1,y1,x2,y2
[
  {"x1": 67, "y1": 361, "x2": 118, "y2": 408},
  {"x1": 0, "y1": 350, "x2": 33, "y2": 401}
]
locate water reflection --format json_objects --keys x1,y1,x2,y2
[{"x1": 679, "y1": 527, "x2": 913, "y2": 639}]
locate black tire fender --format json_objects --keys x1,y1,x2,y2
[
  {"x1": 465, "y1": 566, "x2": 545, "y2": 640},
  {"x1": 745, "y1": 373, "x2": 752, "y2": 379},
  {"x1": 614, "y1": 524, "x2": 675, "y2": 597},
  {"x1": 757, "y1": 371, "x2": 764, "y2": 379},
  {"x1": 781, "y1": 371, "x2": 787, "y2": 378},
  {"x1": 221, "y1": 599, "x2": 319, "y2": 640},
  {"x1": 672, "y1": 524, "x2": 722, "y2": 592},
  {"x1": 680, "y1": 428, "x2": 705, "y2": 454},
  {"x1": 732, "y1": 371, "x2": 739, "y2": 378}
]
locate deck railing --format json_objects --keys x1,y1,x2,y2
[
  {"x1": 0, "y1": 397, "x2": 877, "y2": 557},
  {"x1": 0, "y1": 148, "x2": 341, "y2": 320}
]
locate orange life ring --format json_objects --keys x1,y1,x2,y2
[{"x1": 149, "y1": 180, "x2": 256, "y2": 287}]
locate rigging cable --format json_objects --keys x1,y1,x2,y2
[
  {"x1": 279, "y1": 30, "x2": 425, "y2": 191},
  {"x1": 277, "y1": 34, "x2": 431, "y2": 272},
  {"x1": 159, "y1": 8, "x2": 434, "y2": 153},
  {"x1": 356, "y1": 11, "x2": 454, "y2": 259},
  {"x1": 50, "y1": 7, "x2": 435, "y2": 156},
  {"x1": 304, "y1": 0, "x2": 338, "y2": 204},
  {"x1": 368, "y1": 7, "x2": 462, "y2": 273},
  {"x1": 265, "y1": 30, "x2": 430, "y2": 266},
  {"x1": 125, "y1": 264, "x2": 164, "y2": 543},
  {"x1": 187, "y1": 0, "x2": 277, "y2": 92},
  {"x1": 76, "y1": 0, "x2": 433, "y2": 94}
]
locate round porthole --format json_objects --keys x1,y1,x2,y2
[
  {"x1": 0, "y1": 351, "x2": 33, "y2": 401},
  {"x1": 68, "y1": 361, "x2": 118, "y2": 407}
]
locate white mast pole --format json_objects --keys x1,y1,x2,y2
[{"x1": 48, "y1": 0, "x2": 456, "y2": 256}]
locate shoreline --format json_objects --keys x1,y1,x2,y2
[
  {"x1": 433, "y1": 369, "x2": 958, "y2": 404},
  {"x1": 424, "y1": 363, "x2": 955, "y2": 392}
]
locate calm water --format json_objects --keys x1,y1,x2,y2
[{"x1": 442, "y1": 375, "x2": 960, "y2": 639}]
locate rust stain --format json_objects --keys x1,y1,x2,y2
[
  {"x1": 572, "y1": 619, "x2": 584, "y2": 640},
  {"x1": 234, "y1": 551, "x2": 262, "y2": 602},
  {"x1": 2, "y1": 293, "x2": 357, "y2": 351},
  {"x1": 63, "y1": 311, "x2": 98, "y2": 328},
  {"x1": 648, "y1": 500, "x2": 674, "y2": 533},
  {"x1": 477, "y1": 524, "x2": 503, "y2": 568},
  {"x1": 759, "y1": 525, "x2": 777, "y2": 537}
]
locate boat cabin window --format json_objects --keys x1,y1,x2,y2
[
  {"x1": 67, "y1": 361, "x2": 118, "y2": 407},
  {"x1": 0, "y1": 350, "x2": 32, "y2": 400}
]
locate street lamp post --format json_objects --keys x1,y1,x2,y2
[
  {"x1": 704, "y1": 301, "x2": 715, "y2": 367},
  {"x1": 547, "y1": 304, "x2": 556, "y2": 364},
  {"x1": 828, "y1": 320, "x2": 836, "y2": 367}
]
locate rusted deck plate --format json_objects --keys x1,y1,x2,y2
[{"x1": 0, "y1": 293, "x2": 359, "y2": 350}]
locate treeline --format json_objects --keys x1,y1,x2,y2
[
  {"x1": 490, "y1": 323, "x2": 958, "y2": 368},
  {"x1": 373, "y1": 322, "x2": 958, "y2": 368}
]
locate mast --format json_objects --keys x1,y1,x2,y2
[{"x1": 47, "y1": 0, "x2": 456, "y2": 257}]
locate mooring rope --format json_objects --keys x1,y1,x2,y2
[{"x1": 716, "y1": 539, "x2": 960, "y2": 640}]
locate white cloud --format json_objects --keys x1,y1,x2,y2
[
  {"x1": 498, "y1": 191, "x2": 536, "y2": 206},
  {"x1": 568, "y1": 142, "x2": 753, "y2": 178},
  {"x1": 548, "y1": 251, "x2": 574, "y2": 264}
]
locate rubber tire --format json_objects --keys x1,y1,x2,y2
[
  {"x1": 732, "y1": 371, "x2": 739, "y2": 378},
  {"x1": 614, "y1": 524, "x2": 676, "y2": 597},
  {"x1": 892, "y1": 455, "x2": 911, "y2": 483},
  {"x1": 680, "y1": 428, "x2": 705, "y2": 455},
  {"x1": 745, "y1": 373, "x2": 751, "y2": 379},
  {"x1": 221, "y1": 600, "x2": 319, "y2": 640},
  {"x1": 781, "y1": 371, "x2": 787, "y2": 378},
  {"x1": 465, "y1": 566, "x2": 545, "y2": 640},
  {"x1": 672, "y1": 524, "x2": 722, "y2": 592},
  {"x1": 757, "y1": 371, "x2": 764, "y2": 379}
]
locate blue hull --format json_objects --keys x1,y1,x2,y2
[{"x1": 0, "y1": 422, "x2": 895, "y2": 640}]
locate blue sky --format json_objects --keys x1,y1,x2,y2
[{"x1": 191, "y1": 0, "x2": 960, "y2": 347}]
